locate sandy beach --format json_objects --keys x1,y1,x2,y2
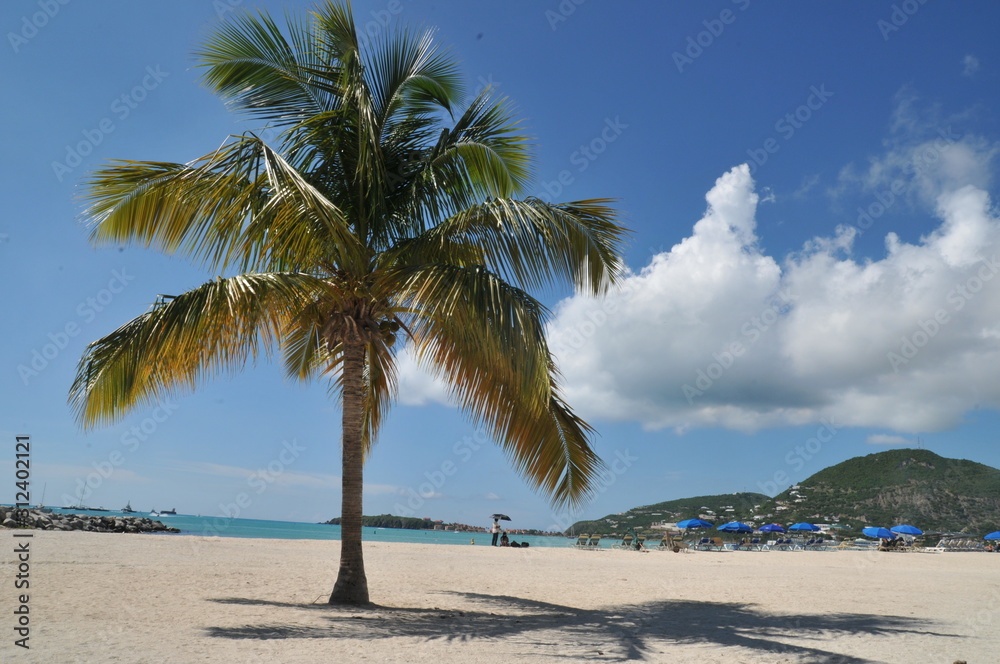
[{"x1": 1, "y1": 531, "x2": 996, "y2": 663}]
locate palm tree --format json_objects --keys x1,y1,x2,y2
[{"x1": 69, "y1": 1, "x2": 626, "y2": 605}]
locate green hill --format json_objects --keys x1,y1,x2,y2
[
  {"x1": 761, "y1": 448, "x2": 1000, "y2": 533},
  {"x1": 569, "y1": 449, "x2": 1000, "y2": 537},
  {"x1": 569, "y1": 492, "x2": 770, "y2": 536}
]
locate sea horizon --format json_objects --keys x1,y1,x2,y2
[{"x1": 5, "y1": 506, "x2": 573, "y2": 548}]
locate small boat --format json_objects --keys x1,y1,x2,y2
[
  {"x1": 121, "y1": 501, "x2": 136, "y2": 514},
  {"x1": 37, "y1": 484, "x2": 53, "y2": 513},
  {"x1": 150, "y1": 508, "x2": 176, "y2": 517}
]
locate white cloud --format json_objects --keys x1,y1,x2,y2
[
  {"x1": 394, "y1": 347, "x2": 454, "y2": 407},
  {"x1": 548, "y1": 144, "x2": 1000, "y2": 434},
  {"x1": 867, "y1": 434, "x2": 911, "y2": 446},
  {"x1": 962, "y1": 54, "x2": 980, "y2": 77}
]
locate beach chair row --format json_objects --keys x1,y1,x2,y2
[
  {"x1": 571, "y1": 532, "x2": 662, "y2": 551},
  {"x1": 572, "y1": 534, "x2": 831, "y2": 551},
  {"x1": 683, "y1": 536, "x2": 829, "y2": 551},
  {"x1": 572, "y1": 533, "x2": 603, "y2": 550}
]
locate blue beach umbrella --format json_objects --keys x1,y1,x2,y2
[
  {"x1": 788, "y1": 522, "x2": 820, "y2": 532},
  {"x1": 717, "y1": 521, "x2": 753, "y2": 533},
  {"x1": 758, "y1": 524, "x2": 785, "y2": 533},
  {"x1": 984, "y1": 531, "x2": 1000, "y2": 540},
  {"x1": 677, "y1": 518, "x2": 713, "y2": 529},
  {"x1": 862, "y1": 527, "x2": 895, "y2": 539},
  {"x1": 890, "y1": 524, "x2": 923, "y2": 536}
]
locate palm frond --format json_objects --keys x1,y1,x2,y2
[
  {"x1": 417, "y1": 197, "x2": 627, "y2": 293},
  {"x1": 196, "y1": 7, "x2": 335, "y2": 125},
  {"x1": 404, "y1": 264, "x2": 603, "y2": 507},
  {"x1": 402, "y1": 263, "x2": 552, "y2": 398},
  {"x1": 83, "y1": 135, "x2": 360, "y2": 273},
  {"x1": 70, "y1": 273, "x2": 323, "y2": 428},
  {"x1": 365, "y1": 26, "x2": 460, "y2": 125}
]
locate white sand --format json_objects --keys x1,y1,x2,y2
[{"x1": 1, "y1": 531, "x2": 996, "y2": 663}]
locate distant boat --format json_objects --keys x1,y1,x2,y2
[
  {"x1": 37, "y1": 484, "x2": 53, "y2": 513},
  {"x1": 61, "y1": 505, "x2": 108, "y2": 512},
  {"x1": 150, "y1": 508, "x2": 176, "y2": 517},
  {"x1": 121, "y1": 501, "x2": 136, "y2": 514}
]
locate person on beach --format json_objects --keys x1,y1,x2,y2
[
  {"x1": 491, "y1": 518, "x2": 500, "y2": 546},
  {"x1": 500, "y1": 530, "x2": 509, "y2": 547}
]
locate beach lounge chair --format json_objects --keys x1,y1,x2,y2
[
  {"x1": 613, "y1": 533, "x2": 634, "y2": 550},
  {"x1": 692, "y1": 537, "x2": 711, "y2": 551},
  {"x1": 710, "y1": 537, "x2": 726, "y2": 551},
  {"x1": 774, "y1": 538, "x2": 792, "y2": 550},
  {"x1": 586, "y1": 534, "x2": 602, "y2": 549},
  {"x1": 748, "y1": 537, "x2": 763, "y2": 550},
  {"x1": 658, "y1": 536, "x2": 684, "y2": 552},
  {"x1": 573, "y1": 533, "x2": 589, "y2": 548}
]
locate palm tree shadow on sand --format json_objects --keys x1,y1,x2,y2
[{"x1": 205, "y1": 592, "x2": 958, "y2": 662}]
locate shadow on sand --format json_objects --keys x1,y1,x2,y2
[{"x1": 204, "y1": 592, "x2": 958, "y2": 662}]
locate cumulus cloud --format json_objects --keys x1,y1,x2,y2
[{"x1": 548, "y1": 147, "x2": 1000, "y2": 434}]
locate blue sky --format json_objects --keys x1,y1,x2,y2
[{"x1": 3, "y1": 1, "x2": 999, "y2": 531}]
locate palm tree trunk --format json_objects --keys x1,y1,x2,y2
[{"x1": 329, "y1": 336, "x2": 370, "y2": 604}]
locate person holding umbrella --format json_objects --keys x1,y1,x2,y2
[{"x1": 490, "y1": 513, "x2": 511, "y2": 546}]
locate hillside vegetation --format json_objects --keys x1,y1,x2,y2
[
  {"x1": 570, "y1": 492, "x2": 769, "y2": 536},
  {"x1": 571, "y1": 449, "x2": 1000, "y2": 536},
  {"x1": 763, "y1": 448, "x2": 1000, "y2": 533}
]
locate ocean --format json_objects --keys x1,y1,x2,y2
[{"x1": 32, "y1": 508, "x2": 574, "y2": 548}]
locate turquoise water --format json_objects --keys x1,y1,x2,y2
[{"x1": 35, "y1": 508, "x2": 573, "y2": 548}]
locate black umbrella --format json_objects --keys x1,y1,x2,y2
[{"x1": 491, "y1": 514, "x2": 511, "y2": 521}]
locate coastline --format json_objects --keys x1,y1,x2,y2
[{"x1": 1, "y1": 530, "x2": 995, "y2": 663}]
